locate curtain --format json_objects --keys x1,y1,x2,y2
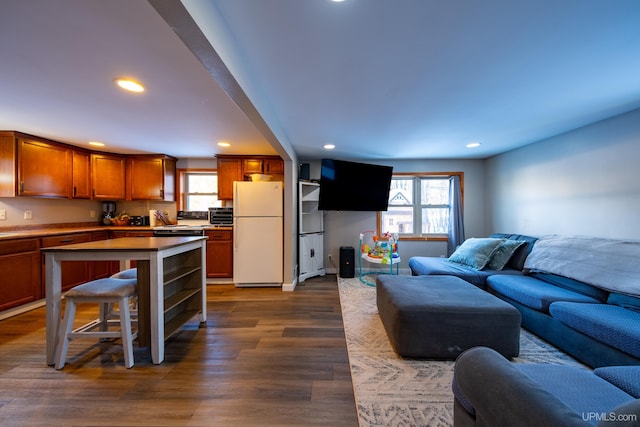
[{"x1": 447, "y1": 175, "x2": 465, "y2": 256}]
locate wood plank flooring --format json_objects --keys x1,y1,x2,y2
[{"x1": 0, "y1": 275, "x2": 359, "y2": 427}]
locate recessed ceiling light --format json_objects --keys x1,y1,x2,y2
[
  {"x1": 88, "y1": 141, "x2": 105, "y2": 147},
  {"x1": 323, "y1": 144, "x2": 336, "y2": 150},
  {"x1": 466, "y1": 142, "x2": 481, "y2": 148},
  {"x1": 217, "y1": 141, "x2": 231, "y2": 147},
  {"x1": 114, "y1": 77, "x2": 145, "y2": 93}
]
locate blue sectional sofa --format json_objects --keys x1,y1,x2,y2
[
  {"x1": 409, "y1": 234, "x2": 640, "y2": 368},
  {"x1": 453, "y1": 346, "x2": 640, "y2": 426},
  {"x1": 408, "y1": 233, "x2": 538, "y2": 288}
]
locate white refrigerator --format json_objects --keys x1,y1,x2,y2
[{"x1": 233, "y1": 181, "x2": 284, "y2": 287}]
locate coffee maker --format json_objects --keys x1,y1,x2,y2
[{"x1": 101, "y1": 201, "x2": 116, "y2": 225}]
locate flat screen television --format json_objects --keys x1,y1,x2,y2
[{"x1": 318, "y1": 159, "x2": 393, "y2": 211}]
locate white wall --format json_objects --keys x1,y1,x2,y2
[{"x1": 485, "y1": 107, "x2": 640, "y2": 239}]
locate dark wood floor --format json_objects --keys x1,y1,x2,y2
[{"x1": 0, "y1": 275, "x2": 359, "y2": 427}]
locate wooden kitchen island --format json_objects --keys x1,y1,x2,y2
[{"x1": 42, "y1": 236, "x2": 208, "y2": 365}]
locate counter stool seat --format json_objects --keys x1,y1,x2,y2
[{"x1": 55, "y1": 277, "x2": 138, "y2": 369}]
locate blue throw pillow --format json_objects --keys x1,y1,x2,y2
[
  {"x1": 487, "y1": 240, "x2": 525, "y2": 270},
  {"x1": 449, "y1": 238, "x2": 505, "y2": 270}
]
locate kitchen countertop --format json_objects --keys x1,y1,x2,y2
[{"x1": 0, "y1": 224, "x2": 232, "y2": 240}]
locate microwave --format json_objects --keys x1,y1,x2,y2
[{"x1": 208, "y1": 207, "x2": 233, "y2": 226}]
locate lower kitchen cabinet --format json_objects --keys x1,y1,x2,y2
[
  {"x1": 0, "y1": 238, "x2": 41, "y2": 311},
  {"x1": 205, "y1": 230, "x2": 233, "y2": 278},
  {"x1": 41, "y1": 231, "x2": 119, "y2": 292}
]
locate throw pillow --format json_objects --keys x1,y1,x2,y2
[
  {"x1": 448, "y1": 238, "x2": 505, "y2": 270},
  {"x1": 487, "y1": 240, "x2": 526, "y2": 271}
]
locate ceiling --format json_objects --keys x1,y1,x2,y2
[{"x1": 1, "y1": 1, "x2": 639, "y2": 162}]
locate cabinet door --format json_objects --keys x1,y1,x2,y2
[
  {"x1": 91, "y1": 153, "x2": 126, "y2": 200},
  {"x1": 18, "y1": 138, "x2": 71, "y2": 198},
  {"x1": 299, "y1": 233, "x2": 324, "y2": 277},
  {"x1": 0, "y1": 239, "x2": 41, "y2": 311},
  {"x1": 205, "y1": 230, "x2": 233, "y2": 278},
  {"x1": 242, "y1": 158, "x2": 263, "y2": 174},
  {"x1": 72, "y1": 150, "x2": 91, "y2": 199},
  {"x1": 42, "y1": 233, "x2": 93, "y2": 292},
  {"x1": 127, "y1": 157, "x2": 164, "y2": 200},
  {"x1": 264, "y1": 158, "x2": 284, "y2": 174},
  {"x1": 217, "y1": 157, "x2": 242, "y2": 200}
]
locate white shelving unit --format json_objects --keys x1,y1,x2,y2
[{"x1": 298, "y1": 181, "x2": 325, "y2": 282}]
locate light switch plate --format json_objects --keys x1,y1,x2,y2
[
  {"x1": 0, "y1": 209, "x2": 6, "y2": 220},
  {"x1": 24, "y1": 210, "x2": 32, "y2": 220}
]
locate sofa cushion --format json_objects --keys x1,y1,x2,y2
[
  {"x1": 408, "y1": 256, "x2": 523, "y2": 288},
  {"x1": 489, "y1": 233, "x2": 538, "y2": 270},
  {"x1": 608, "y1": 292, "x2": 640, "y2": 313},
  {"x1": 530, "y1": 272, "x2": 609, "y2": 302},
  {"x1": 487, "y1": 239, "x2": 526, "y2": 271},
  {"x1": 550, "y1": 302, "x2": 640, "y2": 359},
  {"x1": 594, "y1": 366, "x2": 640, "y2": 398},
  {"x1": 517, "y1": 364, "x2": 634, "y2": 422},
  {"x1": 448, "y1": 237, "x2": 505, "y2": 270},
  {"x1": 487, "y1": 275, "x2": 601, "y2": 312}
]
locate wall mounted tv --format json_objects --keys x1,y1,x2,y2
[{"x1": 318, "y1": 159, "x2": 393, "y2": 211}]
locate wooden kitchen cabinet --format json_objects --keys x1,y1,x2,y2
[
  {"x1": 41, "y1": 233, "x2": 94, "y2": 292},
  {"x1": 41, "y1": 231, "x2": 118, "y2": 291},
  {"x1": 205, "y1": 229, "x2": 233, "y2": 278},
  {"x1": 0, "y1": 238, "x2": 41, "y2": 311},
  {"x1": 18, "y1": 137, "x2": 72, "y2": 198},
  {"x1": 91, "y1": 153, "x2": 126, "y2": 200},
  {"x1": 0, "y1": 132, "x2": 72, "y2": 198},
  {"x1": 72, "y1": 149, "x2": 91, "y2": 199},
  {"x1": 216, "y1": 157, "x2": 243, "y2": 200},
  {"x1": 216, "y1": 155, "x2": 284, "y2": 200},
  {"x1": 243, "y1": 157, "x2": 284, "y2": 176},
  {"x1": 126, "y1": 155, "x2": 176, "y2": 201}
]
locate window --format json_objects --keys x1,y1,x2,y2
[
  {"x1": 182, "y1": 172, "x2": 220, "y2": 211},
  {"x1": 379, "y1": 173, "x2": 462, "y2": 239}
]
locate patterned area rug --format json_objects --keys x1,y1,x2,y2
[{"x1": 337, "y1": 275, "x2": 584, "y2": 427}]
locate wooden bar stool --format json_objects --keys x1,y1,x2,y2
[{"x1": 54, "y1": 277, "x2": 138, "y2": 369}]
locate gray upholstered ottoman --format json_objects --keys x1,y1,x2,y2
[{"x1": 376, "y1": 275, "x2": 521, "y2": 359}]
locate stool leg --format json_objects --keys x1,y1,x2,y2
[
  {"x1": 119, "y1": 296, "x2": 134, "y2": 368},
  {"x1": 55, "y1": 299, "x2": 77, "y2": 370}
]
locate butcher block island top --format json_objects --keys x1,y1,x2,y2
[{"x1": 42, "y1": 236, "x2": 208, "y2": 365}]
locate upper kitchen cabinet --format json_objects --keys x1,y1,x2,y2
[
  {"x1": 91, "y1": 153, "x2": 126, "y2": 200},
  {"x1": 216, "y1": 155, "x2": 284, "y2": 200},
  {"x1": 72, "y1": 149, "x2": 91, "y2": 199},
  {"x1": 0, "y1": 131, "x2": 72, "y2": 198},
  {"x1": 216, "y1": 156, "x2": 243, "y2": 200},
  {"x1": 242, "y1": 157, "x2": 284, "y2": 177},
  {"x1": 126, "y1": 155, "x2": 176, "y2": 201}
]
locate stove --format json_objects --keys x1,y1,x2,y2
[{"x1": 153, "y1": 211, "x2": 210, "y2": 236}]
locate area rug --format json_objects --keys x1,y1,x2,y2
[{"x1": 337, "y1": 275, "x2": 585, "y2": 427}]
